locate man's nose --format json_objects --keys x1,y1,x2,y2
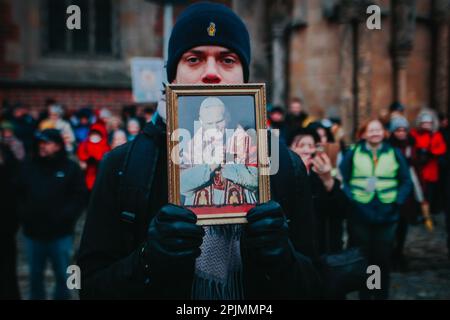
[{"x1": 201, "y1": 57, "x2": 222, "y2": 84}]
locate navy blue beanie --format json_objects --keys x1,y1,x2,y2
[{"x1": 167, "y1": 2, "x2": 251, "y2": 83}]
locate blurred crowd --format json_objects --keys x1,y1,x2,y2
[
  {"x1": 272, "y1": 98, "x2": 449, "y2": 299},
  {"x1": 0, "y1": 97, "x2": 449, "y2": 300},
  {"x1": 0, "y1": 100, "x2": 155, "y2": 300}
]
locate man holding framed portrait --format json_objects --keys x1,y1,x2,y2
[
  {"x1": 170, "y1": 91, "x2": 268, "y2": 226},
  {"x1": 78, "y1": 2, "x2": 321, "y2": 300}
]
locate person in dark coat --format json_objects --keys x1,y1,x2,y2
[
  {"x1": 285, "y1": 97, "x2": 312, "y2": 139},
  {"x1": 268, "y1": 106, "x2": 289, "y2": 144},
  {"x1": 16, "y1": 129, "x2": 87, "y2": 300},
  {"x1": 388, "y1": 116, "x2": 420, "y2": 270},
  {"x1": 438, "y1": 113, "x2": 450, "y2": 258},
  {"x1": 77, "y1": 2, "x2": 322, "y2": 300},
  {"x1": 289, "y1": 128, "x2": 348, "y2": 255},
  {"x1": 0, "y1": 129, "x2": 21, "y2": 300}
]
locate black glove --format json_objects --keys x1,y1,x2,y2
[
  {"x1": 87, "y1": 157, "x2": 98, "y2": 165},
  {"x1": 242, "y1": 200, "x2": 294, "y2": 268},
  {"x1": 416, "y1": 148, "x2": 431, "y2": 165},
  {"x1": 142, "y1": 204, "x2": 205, "y2": 273}
]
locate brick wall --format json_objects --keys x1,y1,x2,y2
[
  {"x1": 0, "y1": 87, "x2": 133, "y2": 114},
  {"x1": 0, "y1": 0, "x2": 20, "y2": 79}
]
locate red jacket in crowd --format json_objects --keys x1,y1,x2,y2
[
  {"x1": 410, "y1": 128, "x2": 447, "y2": 183},
  {"x1": 77, "y1": 123, "x2": 111, "y2": 190}
]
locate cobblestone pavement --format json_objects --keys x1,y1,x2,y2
[
  {"x1": 389, "y1": 213, "x2": 450, "y2": 300},
  {"x1": 17, "y1": 213, "x2": 450, "y2": 300}
]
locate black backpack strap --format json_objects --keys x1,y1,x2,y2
[{"x1": 118, "y1": 127, "x2": 160, "y2": 246}]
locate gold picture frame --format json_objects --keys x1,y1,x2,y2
[{"x1": 166, "y1": 84, "x2": 271, "y2": 225}]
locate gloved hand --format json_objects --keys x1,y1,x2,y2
[
  {"x1": 416, "y1": 148, "x2": 431, "y2": 165},
  {"x1": 242, "y1": 200, "x2": 294, "y2": 268},
  {"x1": 87, "y1": 157, "x2": 98, "y2": 165},
  {"x1": 142, "y1": 204, "x2": 205, "y2": 273}
]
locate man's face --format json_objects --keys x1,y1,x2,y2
[
  {"x1": 13, "y1": 108, "x2": 27, "y2": 118},
  {"x1": 80, "y1": 117, "x2": 90, "y2": 126},
  {"x1": 39, "y1": 141, "x2": 61, "y2": 158},
  {"x1": 393, "y1": 127, "x2": 408, "y2": 141},
  {"x1": 127, "y1": 121, "x2": 140, "y2": 135},
  {"x1": 3, "y1": 129, "x2": 14, "y2": 139},
  {"x1": 112, "y1": 130, "x2": 127, "y2": 148},
  {"x1": 289, "y1": 102, "x2": 302, "y2": 116},
  {"x1": 49, "y1": 111, "x2": 60, "y2": 121},
  {"x1": 200, "y1": 105, "x2": 225, "y2": 132},
  {"x1": 110, "y1": 117, "x2": 121, "y2": 130},
  {"x1": 144, "y1": 111, "x2": 154, "y2": 122},
  {"x1": 270, "y1": 111, "x2": 284, "y2": 123},
  {"x1": 173, "y1": 46, "x2": 244, "y2": 84}
]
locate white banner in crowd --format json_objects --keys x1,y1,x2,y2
[{"x1": 130, "y1": 57, "x2": 164, "y2": 103}]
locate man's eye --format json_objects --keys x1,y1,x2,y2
[
  {"x1": 186, "y1": 56, "x2": 201, "y2": 64},
  {"x1": 222, "y1": 57, "x2": 236, "y2": 65}
]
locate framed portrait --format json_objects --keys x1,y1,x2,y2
[{"x1": 166, "y1": 84, "x2": 271, "y2": 225}]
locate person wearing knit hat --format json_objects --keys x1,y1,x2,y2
[
  {"x1": 166, "y1": 2, "x2": 251, "y2": 84},
  {"x1": 155, "y1": 2, "x2": 251, "y2": 124},
  {"x1": 78, "y1": 2, "x2": 320, "y2": 300},
  {"x1": 411, "y1": 109, "x2": 447, "y2": 216},
  {"x1": 389, "y1": 116, "x2": 409, "y2": 133},
  {"x1": 35, "y1": 128, "x2": 65, "y2": 148},
  {"x1": 388, "y1": 116, "x2": 417, "y2": 272},
  {"x1": 415, "y1": 109, "x2": 440, "y2": 133},
  {"x1": 169, "y1": 7, "x2": 248, "y2": 85}
]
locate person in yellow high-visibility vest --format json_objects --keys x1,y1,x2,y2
[{"x1": 340, "y1": 118, "x2": 412, "y2": 300}]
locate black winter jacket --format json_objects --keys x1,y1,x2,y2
[
  {"x1": 16, "y1": 152, "x2": 88, "y2": 240},
  {"x1": 0, "y1": 144, "x2": 20, "y2": 238},
  {"x1": 77, "y1": 119, "x2": 322, "y2": 299},
  {"x1": 310, "y1": 173, "x2": 348, "y2": 255}
]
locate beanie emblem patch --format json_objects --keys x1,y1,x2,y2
[{"x1": 207, "y1": 22, "x2": 216, "y2": 37}]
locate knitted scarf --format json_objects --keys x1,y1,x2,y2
[{"x1": 191, "y1": 224, "x2": 244, "y2": 300}]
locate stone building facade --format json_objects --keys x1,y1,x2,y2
[
  {"x1": 237, "y1": 0, "x2": 449, "y2": 137},
  {"x1": 1, "y1": 0, "x2": 449, "y2": 138}
]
